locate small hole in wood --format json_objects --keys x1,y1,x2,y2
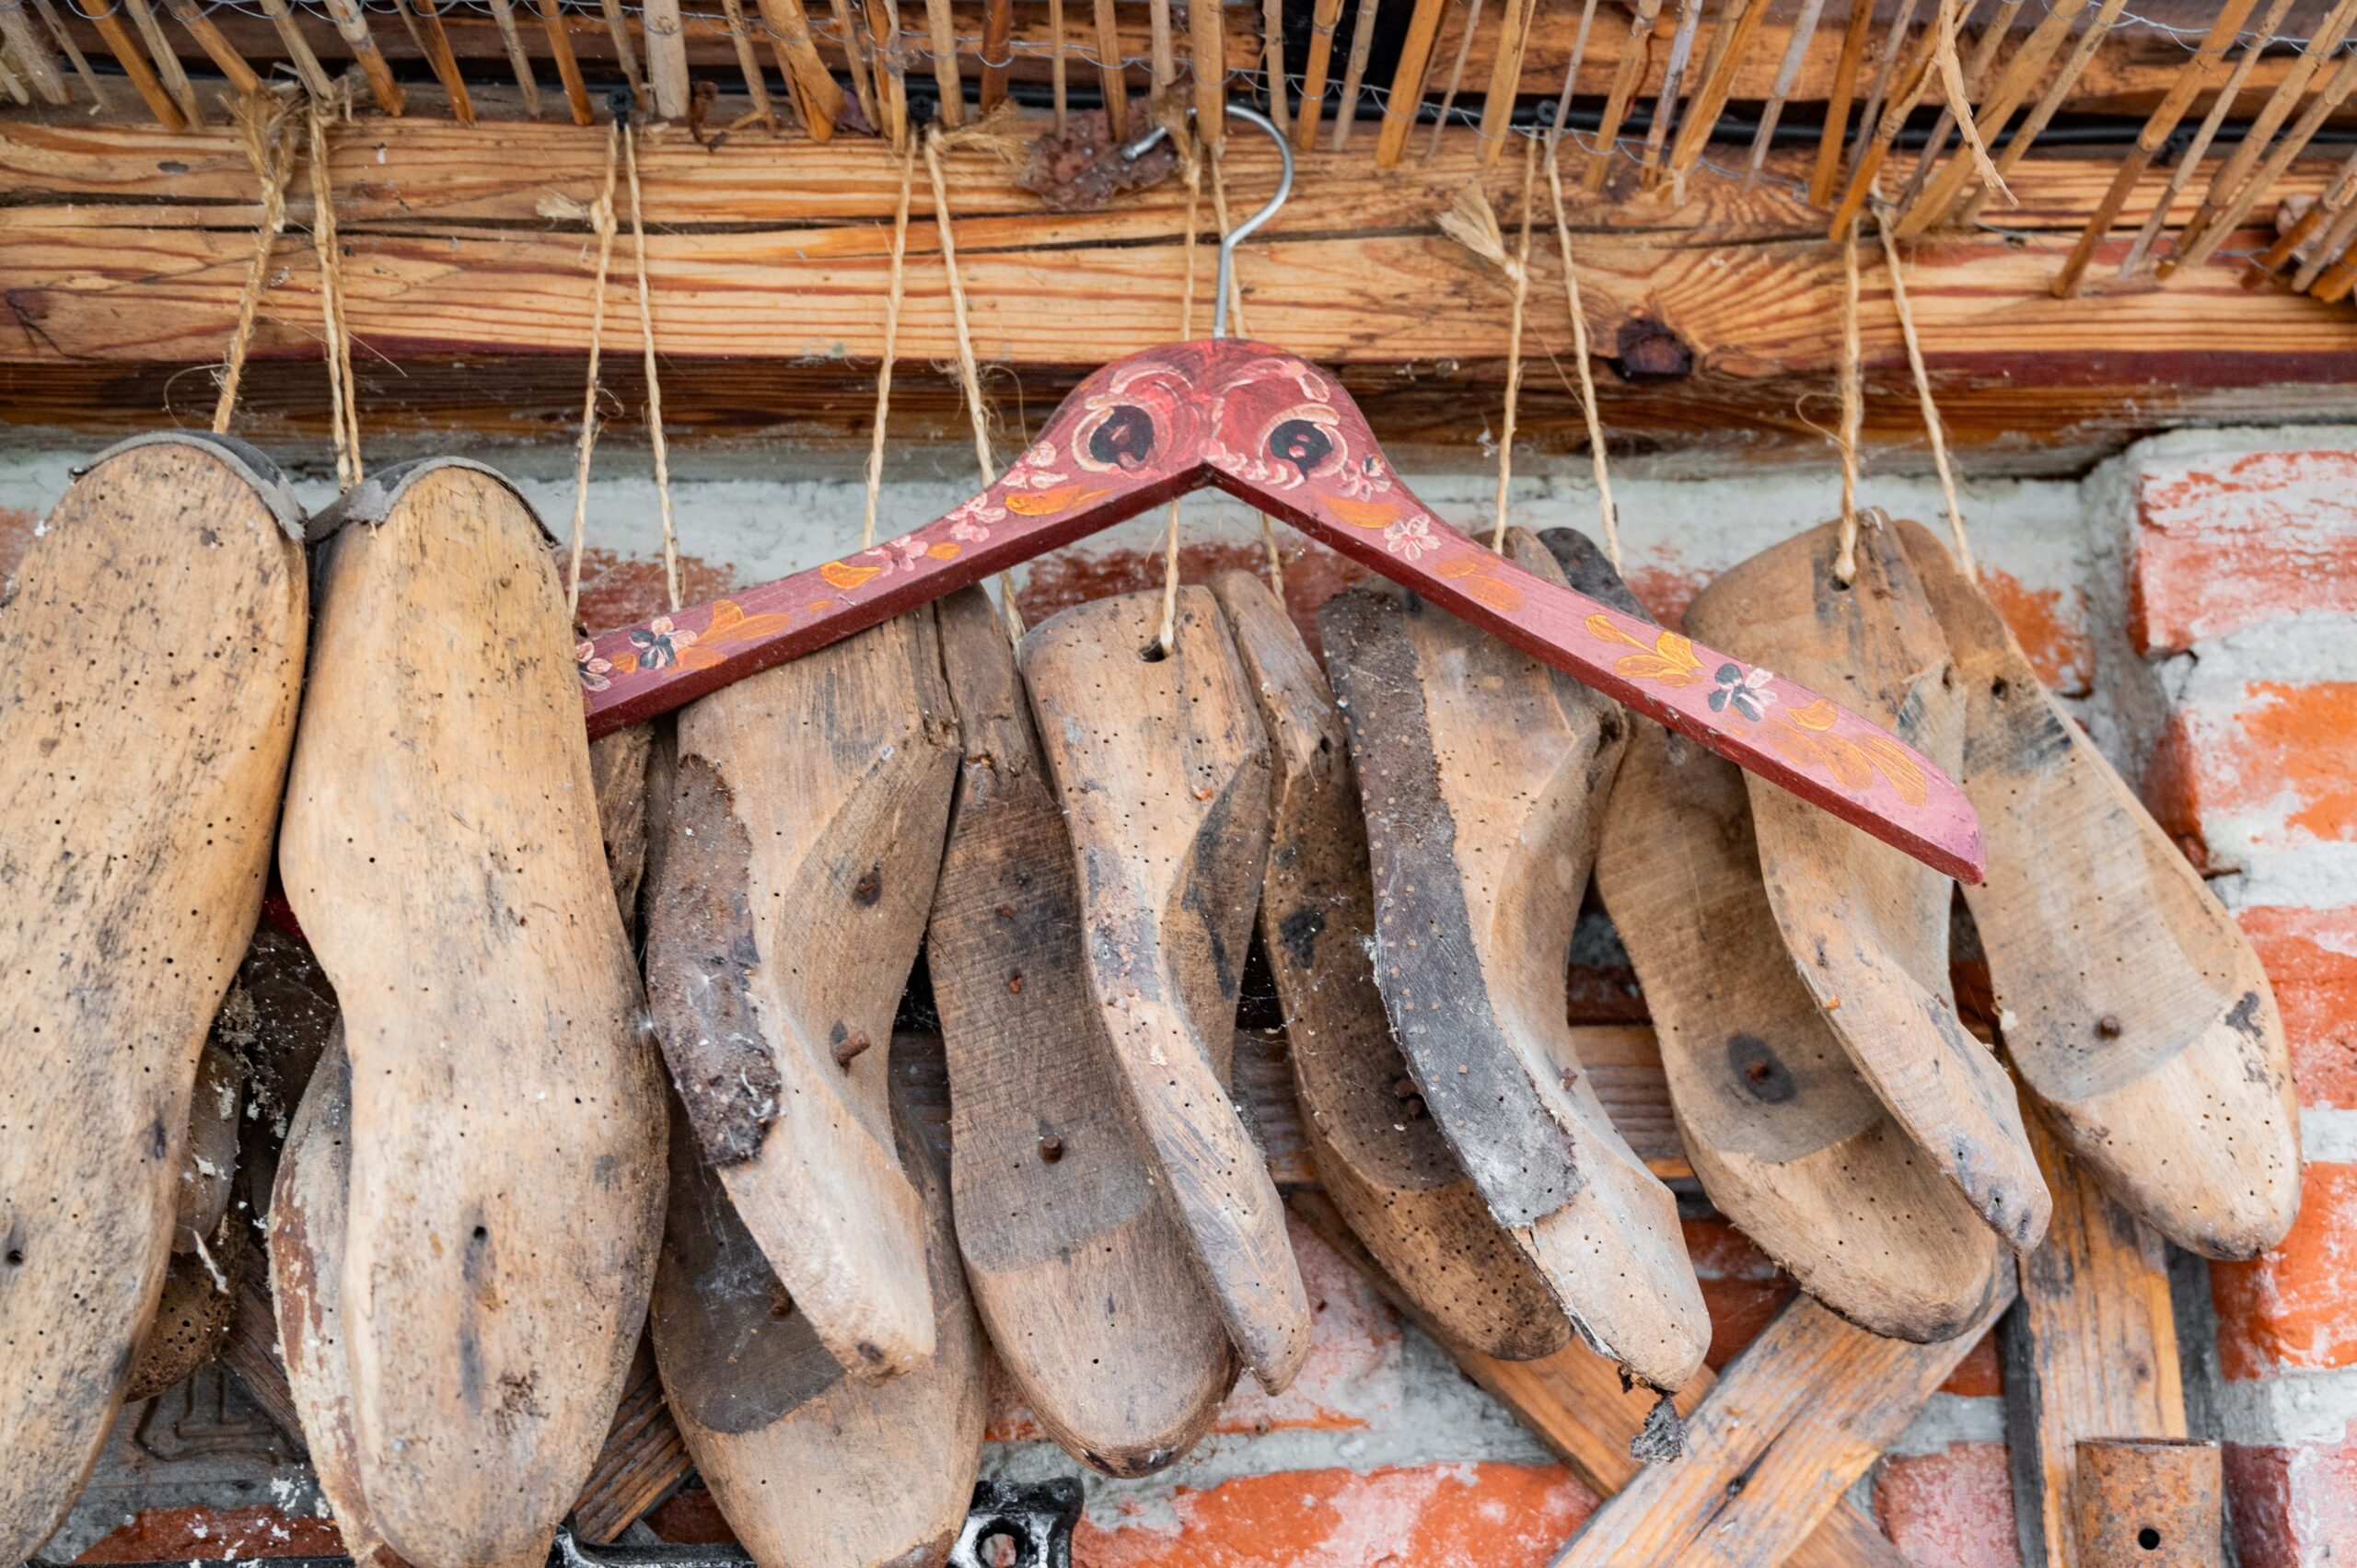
[
  {"x1": 2137, "y1": 1526, "x2": 2162, "y2": 1551},
  {"x1": 4, "y1": 1249, "x2": 20, "y2": 1266},
  {"x1": 472, "y1": 1225, "x2": 488, "y2": 1241},
  {"x1": 1138, "y1": 640, "x2": 1170, "y2": 664}
]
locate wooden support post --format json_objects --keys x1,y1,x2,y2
[
  {"x1": 1554, "y1": 1282, "x2": 2014, "y2": 1568},
  {"x1": 534, "y1": 0, "x2": 594, "y2": 124},
  {"x1": 1829, "y1": 11, "x2": 1949, "y2": 238},
  {"x1": 1045, "y1": 0, "x2": 1067, "y2": 128},
  {"x1": 597, "y1": 0, "x2": 647, "y2": 94},
  {"x1": 0, "y1": 0, "x2": 68, "y2": 102},
  {"x1": 1810, "y1": 0, "x2": 1877, "y2": 205},
  {"x1": 1898, "y1": 0, "x2": 2093, "y2": 237},
  {"x1": 979, "y1": 0, "x2": 1012, "y2": 109},
  {"x1": 1476, "y1": 0, "x2": 1538, "y2": 166},
  {"x1": 1584, "y1": 0, "x2": 1663, "y2": 191},
  {"x1": 1295, "y1": 0, "x2": 1341, "y2": 148},
  {"x1": 1148, "y1": 0, "x2": 1175, "y2": 109},
  {"x1": 2004, "y1": 1109, "x2": 2201, "y2": 1568},
  {"x1": 2167, "y1": 37, "x2": 2357, "y2": 277},
  {"x1": 1329, "y1": 0, "x2": 1379, "y2": 147},
  {"x1": 164, "y1": 0, "x2": 260, "y2": 95},
  {"x1": 1666, "y1": 0, "x2": 1767, "y2": 187},
  {"x1": 2121, "y1": 0, "x2": 2299, "y2": 278},
  {"x1": 258, "y1": 0, "x2": 334, "y2": 99},
  {"x1": 717, "y1": 0, "x2": 777, "y2": 127},
  {"x1": 760, "y1": 0, "x2": 845, "y2": 139},
  {"x1": 832, "y1": 0, "x2": 881, "y2": 130},
  {"x1": 925, "y1": 0, "x2": 962, "y2": 125},
  {"x1": 122, "y1": 0, "x2": 200, "y2": 125},
  {"x1": 33, "y1": 0, "x2": 109, "y2": 107},
  {"x1": 68, "y1": 0, "x2": 183, "y2": 128},
  {"x1": 1634, "y1": 0, "x2": 1701, "y2": 188},
  {"x1": 1092, "y1": 0, "x2": 1126, "y2": 138},
  {"x1": 865, "y1": 0, "x2": 908, "y2": 144},
  {"x1": 1946, "y1": 0, "x2": 2133, "y2": 232},
  {"x1": 323, "y1": 0, "x2": 405, "y2": 115},
  {"x1": 2054, "y1": 0, "x2": 2263, "y2": 293},
  {"x1": 643, "y1": 0, "x2": 690, "y2": 118},
  {"x1": 410, "y1": 0, "x2": 478, "y2": 123},
  {"x1": 1375, "y1": 0, "x2": 1448, "y2": 168},
  {"x1": 1261, "y1": 0, "x2": 1286, "y2": 134},
  {"x1": 1747, "y1": 0, "x2": 1827, "y2": 186},
  {"x1": 1289, "y1": 1191, "x2": 1908, "y2": 1568},
  {"x1": 1847, "y1": 0, "x2": 1924, "y2": 189},
  {"x1": 1192, "y1": 0, "x2": 1225, "y2": 144}
]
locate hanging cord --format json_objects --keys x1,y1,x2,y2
[
  {"x1": 1154, "y1": 134, "x2": 1204, "y2": 659},
  {"x1": 306, "y1": 89, "x2": 363, "y2": 489},
  {"x1": 1873, "y1": 207, "x2": 1973, "y2": 582},
  {"x1": 621, "y1": 113, "x2": 681, "y2": 614},
  {"x1": 862, "y1": 138, "x2": 919, "y2": 550},
  {"x1": 1208, "y1": 143, "x2": 1283, "y2": 601},
  {"x1": 1927, "y1": 0, "x2": 2008, "y2": 208},
  {"x1": 565, "y1": 120, "x2": 623, "y2": 619},
  {"x1": 1834, "y1": 213, "x2": 1864, "y2": 586},
  {"x1": 1437, "y1": 144, "x2": 1535, "y2": 553},
  {"x1": 214, "y1": 91, "x2": 298, "y2": 435},
  {"x1": 1542, "y1": 138, "x2": 1620, "y2": 571},
  {"x1": 923, "y1": 121, "x2": 1025, "y2": 643}
]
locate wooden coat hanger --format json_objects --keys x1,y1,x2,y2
[{"x1": 575, "y1": 108, "x2": 1984, "y2": 886}]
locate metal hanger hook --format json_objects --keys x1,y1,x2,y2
[{"x1": 1213, "y1": 103, "x2": 1293, "y2": 341}]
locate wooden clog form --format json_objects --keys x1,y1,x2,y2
[
  {"x1": 272, "y1": 1029, "x2": 406, "y2": 1568},
  {"x1": 1895, "y1": 519, "x2": 2300, "y2": 1258},
  {"x1": 648, "y1": 1037, "x2": 984, "y2": 1568},
  {"x1": 0, "y1": 434, "x2": 306, "y2": 1561},
  {"x1": 1020, "y1": 587, "x2": 1311, "y2": 1392},
  {"x1": 1208, "y1": 569, "x2": 1573, "y2": 1363},
  {"x1": 1318, "y1": 529, "x2": 1707, "y2": 1393},
  {"x1": 927, "y1": 587, "x2": 1235, "y2": 1473},
  {"x1": 644, "y1": 602, "x2": 960, "y2": 1383},
  {"x1": 122, "y1": 1038, "x2": 251, "y2": 1402},
  {"x1": 278, "y1": 459, "x2": 667, "y2": 1568},
  {"x1": 1563, "y1": 526, "x2": 2007, "y2": 1342},
  {"x1": 1684, "y1": 519, "x2": 2049, "y2": 1254}
]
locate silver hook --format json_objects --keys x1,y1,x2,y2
[{"x1": 1214, "y1": 103, "x2": 1293, "y2": 341}]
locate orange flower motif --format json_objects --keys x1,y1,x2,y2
[
  {"x1": 1004, "y1": 483, "x2": 1116, "y2": 517},
  {"x1": 1325, "y1": 494, "x2": 1403, "y2": 530},
  {"x1": 820, "y1": 560, "x2": 881, "y2": 590},
  {"x1": 1585, "y1": 615, "x2": 1704, "y2": 687}
]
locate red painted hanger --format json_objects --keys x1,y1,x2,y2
[{"x1": 576, "y1": 114, "x2": 1982, "y2": 884}]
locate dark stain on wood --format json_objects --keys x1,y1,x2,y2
[{"x1": 643, "y1": 754, "x2": 783, "y2": 1167}]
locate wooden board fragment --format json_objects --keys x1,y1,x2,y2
[
  {"x1": 645, "y1": 608, "x2": 959, "y2": 1382},
  {"x1": 1209, "y1": 567, "x2": 1571, "y2": 1363},
  {"x1": 1686, "y1": 519, "x2": 2049, "y2": 1253},
  {"x1": 278, "y1": 459, "x2": 665, "y2": 1568},
  {"x1": 1554, "y1": 1280, "x2": 2015, "y2": 1568},
  {"x1": 648, "y1": 1037, "x2": 984, "y2": 1568},
  {"x1": 1896, "y1": 518, "x2": 2300, "y2": 1260},
  {"x1": 1021, "y1": 586, "x2": 1310, "y2": 1392},
  {"x1": 1572, "y1": 524, "x2": 2006, "y2": 1342},
  {"x1": 1287, "y1": 1190, "x2": 1908, "y2": 1568},
  {"x1": 2003, "y1": 1109, "x2": 2195, "y2": 1568},
  {"x1": 0, "y1": 434, "x2": 306, "y2": 1562},
  {"x1": 927, "y1": 586, "x2": 1234, "y2": 1474},
  {"x1": 1318, "y1": 529, "x2": 1706, "y2": 1392}
]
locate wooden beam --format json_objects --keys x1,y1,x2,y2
[{"x1": 2, "y1": 123, "x2": 2353, "y2": 465}]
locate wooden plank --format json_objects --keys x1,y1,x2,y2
[
  {"x1": 1553, "y1": 1280, "x2": 2015, "y2": 1568},
  {"x1": 1289, "y1": 1190, "x2": 1910, "y2": 1568},
  {"x1": 2003, "y1": 1110, "x2": 2190, "y2": 1568}
]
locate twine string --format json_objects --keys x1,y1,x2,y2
[
  {"x1": 1874, "y1": 207, "x2": 1973, "y2": 581},
  {"x1": 1208, "y1": 143, "x2": 1283, "y2": 600},
  {"x1": 306, "y1": 90, "x2": 363, "y2": 488},
  {"x1": 1834, "y1": 212, "x2": 1864, "y2": 585},
  {"x1": 862, "y1": 137, "x2": 919, "y2": 550},
  {"x1": 1543, "y1": 139, "x2": 1620, "y2": 571},
  {"x1": 621, "y1": 115, "x2": 681, "y2": 613},
  {"x1": 565, "y1": 120, "x2": 622, "y2": 619},
  {"x1": 1155, "y1": 136, "x2": 1203, "y2": 659},
  {"x1": 1492, "y1": 136, "x2": 1537, "y2": 553},
  {"x1": 214, "y1": 90, "x2": 298, "y2": 436}
]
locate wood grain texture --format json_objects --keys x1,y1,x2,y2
[
  {"x1": 645, "y1": 607, "x2": 958, "y2": 1383},
  {"x1": 1021, "y1": 586, "x2": 1310, "y2": 1393},
  {"x1": 1686, "y1": 519, "x2": 2049, "y2": 1255},
  {"x1": 927, "y1": 585, "x2": 1235, "y2": 1475},
  {"x1": 1552, "y1": 1278, "x2": 2015, "y2": 1568},
  {"x1": 1573, "y1": 525, "x2": 2005, "y2": 1343},
  {"x1": 2004, "y1": 1109, "x2": 2191, "y2": 1568},
  {"x1": 1210, "y1": 567, "x2": 1571, "y2": 1363},
  {"x1": 278, "y1": 461, "x2": 666, "y2": 1568},
  {"x1": 1288, "y1": 1189, "x2": 1907, "y2": 1568},
  {"x1": 271, "y1": 1032, "x2": 406, "y2": 1568},
  {"x1": 648, "y1": 1039, "x2": 984, "y2": 1568},
  {"x1": 1318, "y1": 529, "x2": 1706, "y2": 1393},
  {"x1": 1897, "y1": 518, "x2": 2301, "y2": 1260},
  {"x1": 0, "y1": 436, "x2": 305, "y2": 1562}
]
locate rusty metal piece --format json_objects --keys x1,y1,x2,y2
[{"x1": 2071, "y1": 1438, "x2": 2225, "y2": 1567}]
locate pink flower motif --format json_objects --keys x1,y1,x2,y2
[
  {"x1": 1384, "y1": 517, "x2": 1435, "y2": 562},
  {"x1": 576, "y1": 639, "x2": 615, "y2": 692},
  {"x1": 949, "y1": 519, "x2": 990, "y2": 543}
]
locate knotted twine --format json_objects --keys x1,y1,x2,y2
[{"x1": 214, "y1": 90, "x2": 299, "y2": 435}]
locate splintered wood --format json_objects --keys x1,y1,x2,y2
[
  {"x1": 1210, "y1": 569, "x2": 1571, "y2": 1364},
  {"x1": 0, "y1": 436, "x2": 305, "y2": 1562},
  {"x1": 278, "y1": 460, "x2": 663, "y2": 1568},
  {"x1": 928, "y1": 586, "x2": 1234, "y2": 1474},
  {"x1": 1022, "y1": 587, "x2": 1310, "y2": 1393},
  {"x1": 646, "y1": 606, "x2": 959, "y2": 1381},
  {"x1": 1320, "y1": 529, "x2": 1706, "y2": 1393}
]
